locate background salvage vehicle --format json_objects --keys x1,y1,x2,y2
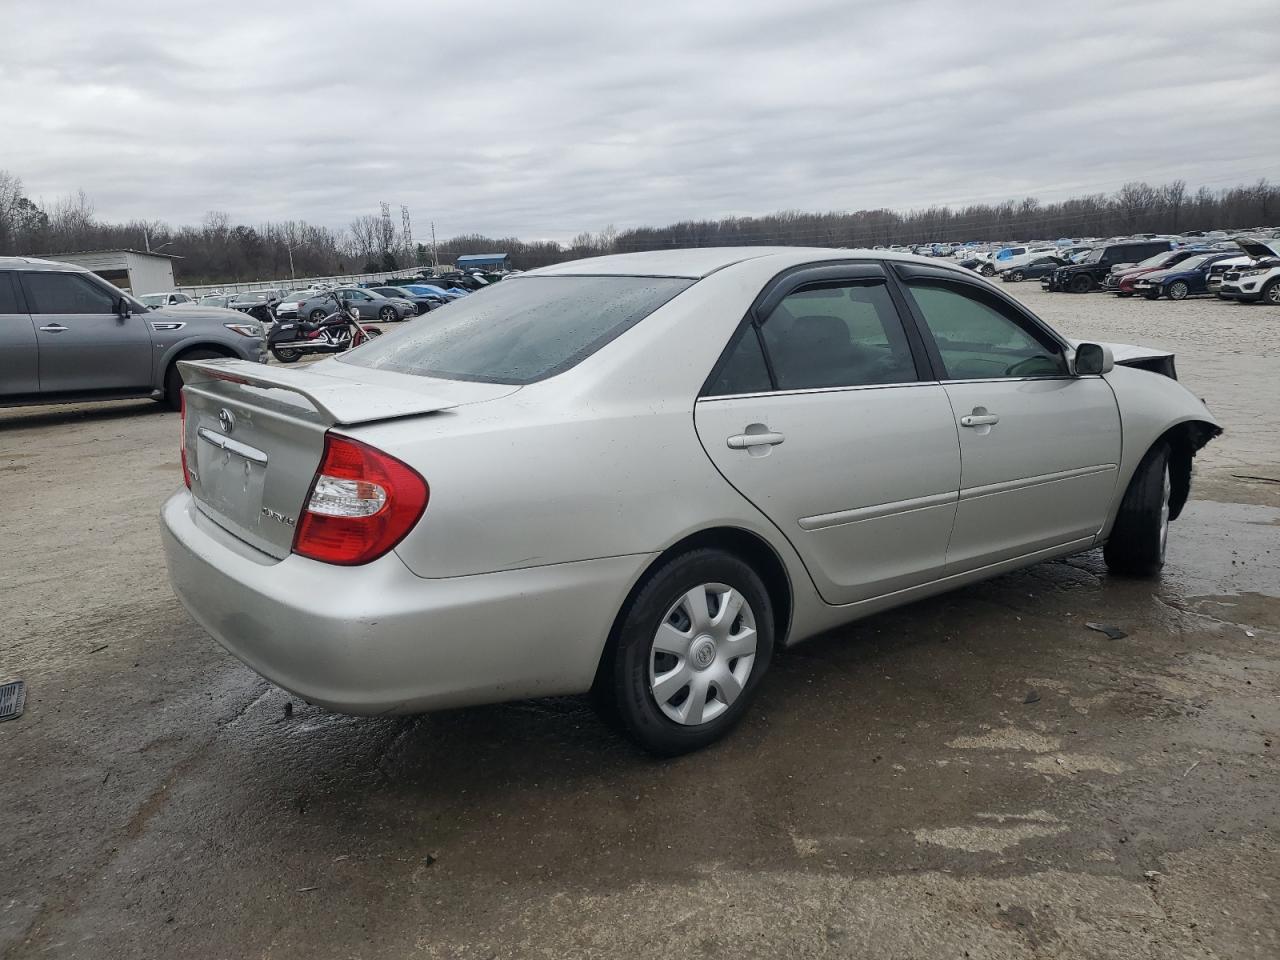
[
  {"x1": 1217, "y1": 238, "x2": 1280, "y2": 304},
  {"x1": 295, "y1": 286, "x2": 416, "y2": 323},
  {"x1": 1134, "y1": 252, "x2": 1240, "y2": 300},
  {"x1": 163, "y1": 248, "x2": 1220, "y2": 756},
  {"x1": 998, "y1": 255, "x2": 1065, "y2": 282},
  {"x1": 1, "y1": 256, "x2": 266, "y2": 410},
  {"x1": 1045, "y1": 239, "x2": 1174, "y2": 292},
  {"x1": 368, "y1": 285, "x2": 442, "y2": 314}
]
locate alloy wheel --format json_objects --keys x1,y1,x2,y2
[{"x1": 649, "y1": 583, "x2": 757, "y2": 726}]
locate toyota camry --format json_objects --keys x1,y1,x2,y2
[{"x1": 162, "y1": 248, "x2": 1220, "y2": 755}]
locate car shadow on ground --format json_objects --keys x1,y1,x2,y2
[{"x1": 0, "y1": 398, "x2": 168, "y2": 431}]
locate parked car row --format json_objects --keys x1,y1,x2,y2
[{"x1": 1036, "y1": 236, "x2": 1280, "y2": 302}]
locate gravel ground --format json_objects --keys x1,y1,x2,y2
[{"x1": 1, "y1": 285, "x2": 1277, "y2": 959}]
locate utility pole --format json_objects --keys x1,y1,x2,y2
[{"x1": 430, "y1": 221, "x2": 439, "y2": 272}]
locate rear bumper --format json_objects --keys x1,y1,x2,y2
[{"x1": 161, "y1": 491, "x2": 651, "y2": 714}]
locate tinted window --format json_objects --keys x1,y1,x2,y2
[
  {"x1": 706, "y1": 326, "x2": 771, "y2": 396},
  {"x1": 0, "y1": 273, "x2": 21, "y2": 313},
  {"x1": 905, "y1": 280, "x2": 1067, "y2": 380},
  {"x1": 23, "y1": 272, "x2": 118, "y2": 314},
  {"x1": 342, "y1": 275, "x2": 693, "y2": 384},
  {"x1": 758, "y1": 280, "x2": 917, "y2": 390}
]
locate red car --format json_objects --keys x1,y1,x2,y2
[{"x1": 1106, "y1": 249, "x2": 1213, "y2": 296}]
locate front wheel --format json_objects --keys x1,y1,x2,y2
[
  {"x1": 378, "y1": 306, "x2": 398, "y2": 323},
  {"x1": 598, "y1": 549, "x2": 774, "y2": 756},
  {"x1": 1104, "y1": 443, "x2": 1171, "y2": 577},
  {"x1": 1069, "y1": 274, "x2": 1094, "y2": 294},
  {"x1": 271, "y1": 347, "x2": 302, "y2": 363},
  {"x1": 980, "y1": 263, "x2": 996, "y2": 276},
  {"x1": 1263, "y1": 279, "x2": 1280, "y2": 306},
  {"x1": 1010, "y1": 270, "x2": 1025, "y2": 282},
  {"x1": 1167, "y1": 280, "x2": 1190, "y2": 301}
]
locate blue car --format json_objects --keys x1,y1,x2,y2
[
  {"x1": 403, "y1": 283, "x2": 468, "y2": 301},
  {"x1": 1133, "y1": 252, "x2": 1239, "y2": 301}
]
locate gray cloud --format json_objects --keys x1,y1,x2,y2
[{"x1": 3, "y1": 0, "x2": 1277, "y2": 241}]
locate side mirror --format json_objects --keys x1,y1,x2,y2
[
  {"x1": 1074, "y1": 342, "x2": 1114, "y2": 376},
  {"x1": 117, "y1": 297, "x2": 132, "y2": 319}
]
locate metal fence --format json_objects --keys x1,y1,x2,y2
[{"x1": 175, "y1": 263, "x2": 453, "y2": 297}]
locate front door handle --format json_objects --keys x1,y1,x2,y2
[
  {"x1": 960, "y1": 413, "x2": 1000, "y2": 427},
  {"x1": 727, "y1": 431, "x2": 785, "y2": 449},
  {"x1": 39, "y1": 323, "x2": 69, "y2": 333}
]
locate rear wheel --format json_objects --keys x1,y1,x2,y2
[
  {"x1": 599, "y1": 549, "x2": 774, "y2": 756},
  {"x1": 1104, "y1": 442, "x2": 1171, "y2": 577},
  {"x1": 1069, "y1": 274, "x2": 1094, "y2": 294},
  {"x1": 271, "y1": 346, "x2": 302, "y2": 363},
  {"x1": 1167, "y1": 280, "x2": 1190, "y2": 301},
  {"x1": 163, "y1": 348, "x2": 226, "y2": 410}
]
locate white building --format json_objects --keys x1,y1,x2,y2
[{"x1": 48, "y1": 249, "x2": 181, "y2": 294}]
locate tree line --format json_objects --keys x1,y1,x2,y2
[{"x1": 1, "y1": 169, "x2": 1275, "y2": 284}]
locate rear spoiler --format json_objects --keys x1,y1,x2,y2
[{"x1": 179, "y1": 358, "x2": 458, "y2": 425}]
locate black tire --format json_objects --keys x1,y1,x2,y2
[
  {"x1": 1116, "y1": 292, "x2": 1133, "y2": 298},
  {"x1": 163, "y1": 348, "x2": 226, "y2": 410},
  {"x1": 1167, "y1": 280, "x2": 1190, "y2": 301},
  {"x1": 598, "y1": 549, "x2": 775, "y2": 756},
  {"x1": 1145, "y1": 287, "x2": 1162, "y2": 300},
  {"x1": 309, "y1": 308, "x2": 328, "y2": 322},
  {"x1": 1104, "y1": 442, "x2": 1171, "y2": 577},
  {"x1": 378, "y1": 306, "x2": 398, "y2": 323},
  {"x1": 1263, "y1": 279, "x2": 1280, "y2": 306},
  {"x1": 1011, "y1": 270, "x2": 1025, "y2": 282},
  {"x1": 1069, "y1": 274, "x2": 1094, "y2": 294},
  {"x1": 271, "y1": 347, "x2": 302, "y2": 363},
  {"x1": 981, "y1": 263, "x2": 996, "y2": 276}
]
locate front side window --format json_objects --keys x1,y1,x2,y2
[
  {"x1": 757, "y1": 280, "x2": 918, "y2": 390},
  {"x1": 342, "y1": 275, "x2": 693, "y2": 384},
  {"x1": 905, "y1": 280, "x2": 1067, "y2": 380},
  {"x1": 22, "y1": 272, "x2": 118, "y2": 314}
]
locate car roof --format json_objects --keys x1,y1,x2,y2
[
  {"x1": 523, "y1": 246, "x2": 969, "y2": 280},
  {"x1": 0, "y1": 256, "x2": 93, "y2": 273}
]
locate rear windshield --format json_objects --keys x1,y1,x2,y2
[{"x1": 340, "y1": 275, "x2": 694, "y2": 384}]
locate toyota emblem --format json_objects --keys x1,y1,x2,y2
[{"x1": 218, "y1": 408, "x2": 236, "y2": 434}]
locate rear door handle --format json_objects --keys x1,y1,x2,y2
[
  {"x1": 727, "y1": 431, "x2": 785, "y2": 449},
  {"x1": 38, "y1": 323, "x2": 69, "y2": 333},
  {"x1": 960, "y1": 414, "x2": 1000, "y2": 427}
]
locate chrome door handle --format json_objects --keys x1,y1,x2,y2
[
  {"x1": 727, "y1": 431, "x2": 785, "y2": 449},
  {"x1": 39, "y1": 323, "x2": 69, "y2": 333},
  {"x1": 960, "y1": 414, "x2": 1000, "y2": 427}
]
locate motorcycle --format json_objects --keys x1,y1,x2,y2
[{"x1": 268, "y1": 295, "x2": 383, "y2": 363}]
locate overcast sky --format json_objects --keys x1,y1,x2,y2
[{"x1": 3, "y1": 0, "x2": 1278, "y2": 241}]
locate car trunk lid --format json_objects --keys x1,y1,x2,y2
[{"x1": 179, "y1": 359, "x2": 515, "y2": 558}]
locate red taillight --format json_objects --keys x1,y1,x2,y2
[
  {"x1": 179, "y1": 391, "x2": 191, "y2": 488},
  {"x1": 292, "y1": 435, "x2": 428, "y2": 565}
]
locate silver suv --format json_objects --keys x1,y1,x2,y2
[{"x1": 1, "y1": 257, "x2": 267, "y2": 410}]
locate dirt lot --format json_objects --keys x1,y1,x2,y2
[{"x1": 2, "y1": 286, "x2": 1278, "y2": 959}]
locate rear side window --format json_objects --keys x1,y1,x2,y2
[
  {"x1": 0, "y1": 273, "x2": 22, "y2": 313},
  {"x1": 757, "y1": 280, "x2": 918, "y2": 390},
  {"x1": 706, "y1": 326, "x2": 772, "y2": 396},
  {"x1": 21, "y1": 272, "x2": 117, "y2": 314},
  {"x1": 342, "y1": 275, "x2": 694, "y2": 384}
]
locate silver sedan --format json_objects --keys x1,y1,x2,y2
[{"x1": 162, "y1": 248, "x2": 1220, "y2": 755}]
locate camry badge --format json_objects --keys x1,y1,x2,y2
[{"x1": 218, "y1": 408, "x2": 236, "y2": 434}]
